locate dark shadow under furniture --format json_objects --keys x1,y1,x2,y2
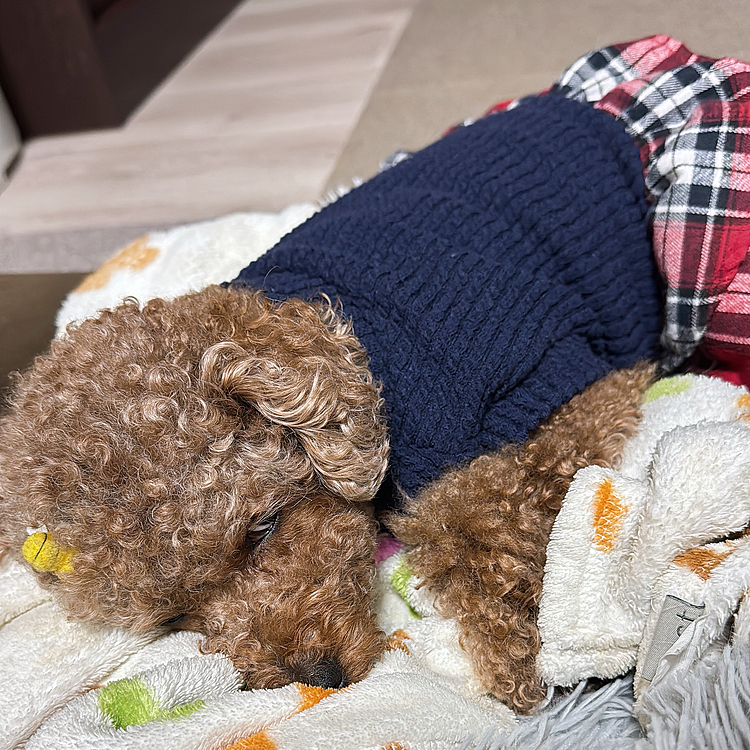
[
  {"x1": 0, "y1": 273, "x2": 85, "y2": 398},
  {"x1": 0, "y1": 0, "x2": 243, "y2": 138}
]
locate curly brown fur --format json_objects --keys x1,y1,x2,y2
[
  {"x1": 386, "y1": 362, "x2": 657, "y2": 713},
  {"x1": 0, "y1": 280, "x2": 658, "y2": 704},
  {"x1": 0, "y1": 285, "x2": 389, "y2": 688}
]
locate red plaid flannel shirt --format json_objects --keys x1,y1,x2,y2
[{"x1": 486, "y1": 36, "x2": 750, "y2": 385}]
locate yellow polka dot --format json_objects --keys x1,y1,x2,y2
[{"x1": 738, "y1": 393, "x2": 750, "y2": 421}]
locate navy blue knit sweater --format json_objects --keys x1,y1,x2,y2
[{"x1": 231, "y1": 95, "x2": 662, "y2": 501}]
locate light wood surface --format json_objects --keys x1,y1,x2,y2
[{"x1": 0, "y1": 0, "x2": 415, "y2": 271}]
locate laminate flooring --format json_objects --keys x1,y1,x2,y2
[{"x1": 0, "y1": 0, "x2": 415, "y2": 273}]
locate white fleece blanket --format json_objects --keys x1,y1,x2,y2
[
  {"x1": 538, "y1": 374, "x2": 750, "y2": 711},
  {"x1": 54, "y1": 204, "x2": 318, "y2": 336},
  {"x1": 0, "y1": 541, "x2": 515, "y2": 750}
]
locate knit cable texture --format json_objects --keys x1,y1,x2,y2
[{"x1": 231, "y1": 95, "x2": 662, "y2": 500}]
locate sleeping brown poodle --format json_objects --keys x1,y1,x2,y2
[
  {"x1": 0, "y1": 288, "x2": 389, "y2": 692},
  {"x1": 0, "y1": 283, "x2": 654, "y2": 712},
  {"x1": 0, "y1": 93, "x2": 664, "y2": 713}
]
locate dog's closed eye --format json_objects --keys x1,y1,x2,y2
[
  {"x1": 161, "y1": 614, "x2": 185, "y2": 626},
  {"x1": 156, "y1": 514, "x2": 280, "y2": 629},
  {"x1": 245, "y1": 512, "x2": 280, "y2": 547}
]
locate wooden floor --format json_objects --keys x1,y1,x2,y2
[{"x1": 0, "y1": 0, "x2": 415, "y2": 273}]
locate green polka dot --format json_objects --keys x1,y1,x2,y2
[
  {"x1": 389, "y1": 557, "x2": 422, "y2": 619},
  {"x1": 643, "y1": 375, "x2": 693, "y2": 405},
  {"x1": 98, "y1": 676, "x2": 204, "y2": 730}
]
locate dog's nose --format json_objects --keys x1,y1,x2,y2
[{"x1": 289, "y1": 656, "x2": 348, "y2": 689}]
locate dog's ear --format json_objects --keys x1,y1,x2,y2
[{"x1": 198, "y1": 316, "x2": 389, "y2": 503}]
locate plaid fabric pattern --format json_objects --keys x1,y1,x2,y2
[
  {"x1": 555, "y1": 36, "x2": 750, "y2": 373},
  {"x1": 481, "y1": 38, "x2": 750, "y2": 375}
]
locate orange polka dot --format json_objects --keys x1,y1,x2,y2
[
  {"x1": 592, "y1": 477, "x2": 629, "y2": 552},
  {"x1": 222, "y1": 730, "x2": 276, "y2": 750},
  {"x1": 674, "y1": 547, "x2": 732, "y2": 580},
  {"x1": 385, "y1": 629, "x2": 411, "y2": 654},
  {"x1": 75, "y1": 236, "x2": 159, "y2": 292},
  {"x1": 295, "y1": 683, "x2": 337, "y2": 712}
]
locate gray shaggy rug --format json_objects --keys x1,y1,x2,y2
[{"x1": 463, "y1": 642, "x2": 750, "y2": 750}]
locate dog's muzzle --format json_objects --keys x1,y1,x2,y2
[{"x1": 288, "y1": 655, "x2": 348, "y2": 689}]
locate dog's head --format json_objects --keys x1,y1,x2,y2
[{"x1": 0, "y1": 285, "x2": 389, "y2": 688}]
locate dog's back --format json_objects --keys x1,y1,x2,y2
[{"x1": 231, "y1": 95, "x2": 662, "y2": 500}]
